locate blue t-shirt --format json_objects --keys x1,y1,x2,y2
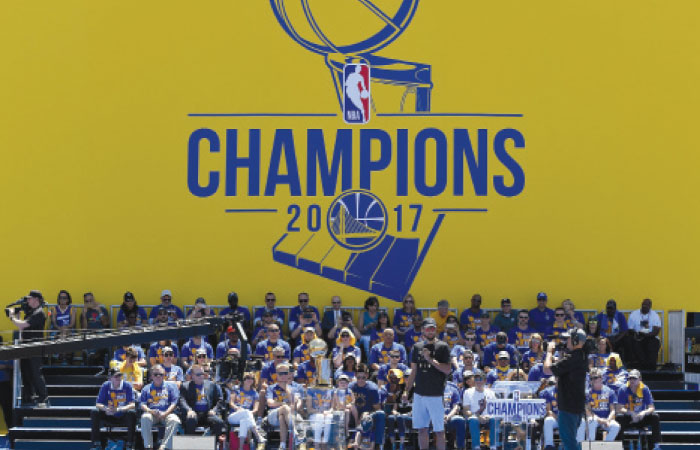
[
  {"x1": 439, "y1": 331, "x2": 463, "y2": 349},
  {"x1": 460, "y1": 309, "x2": 483, "y2": 331},
  {"x1": 54, "y1": 305, "x2": 73, "y2": 328},
  {"x1": 293, "y1": 343, "x2": 312, "y2": 363},
  {"x1": 140, "y1": 381, "x2": 179, "y2": 412},
  {"x1": 261, "y1": 361, "x2": 281, "y2": 385},
  {"x1": 482, "y1": 343, "x2": 518, "y2": 368},
  {"x1": 163, "y1": 364, "x2": 184, "y2": 383},
  {"x1": 192, "y1": 383, "x2": 209, "y2": 412},
  {"x1": 148, "y1": 305, "x2": 185, "y2": 322},
  {"x1": 508, "y1": 326, "x2": 537, "y2": 352},
  {"x1": 231, "y1": 387, "x2": 259, "y2": 411},
  {"x1": 180, "y1": 340, "x2": 214, "y2": 365},
  {"x1": 116, "y1": 307, "x2": 148, "y2": 324},
  {"x1": 307, "y1": 387, "x2": 333, "y2": 410},
  {"x1": 289, "y1": 305, "x2": 321, "y2": 332},
  {"x1": 148, "y1": 342, "x2": 179, "y2": 364},
  {"x1": 255, "y1": 339, "x2": 291, "y2": 361},
  {"x1": 443, "y1": 382, "x2": 461, "y2": 414},
  {"x1": 404, "y1": 328, "x2": 423, "y2": 352},
  {"x1": 295, "y1": 360, "x2": 317, "y2": 384},
  {"x1": 266, "y1": 383, "x2": 296, "y2": 406},
  {"x1": 527, "y1": 363, "x2": 546, "y2": 382},
  {"x1": 334, "y1": 368, "x2": 355, "y2": 380},
  {"x1": 393, "y1": 310, "x2": 420, "y2": 333},
  {"x1": 350, "y1": 380, "x2": 381, "y2": 415},
  {"x1": 486, "y1": 367, "x2": 513, "y2": 386},
  {"x1": 544, "y1": 322, "x2": 568, "y2": 343},
  {"x1": 253, "y1": 307, "x2": 285, "y2": 328},
  {"x1": 369, "y1": 342, "x2": 407, "y2": 366},
  {"x1": 522, "y1": 350, "x2": 545, "y2": 368},
  {"x1": 96, "y1": 380, "x2": 135, "y2": 418},
  {"x1": 596, "y1": 312, "x2": 629, "y2": 337},
  {"x1": 528, "y1": 307, "x2": 554, "y2": 334},
  {"x1": 543, "y1": 386, "x2": 559, "y2": 415},
  {"x1": 215, "y1": 339, "x2": 251, "y2": 359},
  {"x1": 475, "y1": 325, "x2": 501, "y2": 348},
  {"x1": 588, "y1": 385, "x2": 617, "y2": 418},
  {"x1": 589, "y1": 353, "x2": 610, "y2": 370},
  {"x1": 616, "y1": 383, "x2": 654, "y2": 413}
]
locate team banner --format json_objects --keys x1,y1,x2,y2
[{"x1": 1, "y1": 1, "x2": 698, "y2": 315}]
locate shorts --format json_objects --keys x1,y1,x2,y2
[
  {"x1": 412, "y1": 393, "x2": 445, "y2": 432},
  {"x1": 267, "y1": 407, "x2": 292, "y2": 428}
]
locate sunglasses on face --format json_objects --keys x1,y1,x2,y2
[
  {"x1": 356, "y1": 375, "x2": 368, "y2": 380},
  {"x1": 555, "y1": 314, "x2": 565, "y2": 317},
  {"x1": 163, "y1": 353, "x2": 174, "y2": 356},
  {"x1": 197, "y1": 354, "x2": 207, "y2": 358},
  {"x1": 465, "y1": 337, "x2": 475, "y2": 341},
  {"x1": 277, "y1": 371, "x2": 289, "y2": 375},
  {"x1": 341, "y1": 334, "x2": 350, "y2": 338},
  {"x1": 265, "y1": 298, "x2": 275, "y2": 302},
  {"x1": 193, "y1": 372, "x2": 205, "y2": 376},
  {"x1": 152, "y1": 373, "x2": 164, "y2": 377}
]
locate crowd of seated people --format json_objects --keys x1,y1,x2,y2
[{"x1": 32, "y1": 287, "x2": 665, "y2": 450}]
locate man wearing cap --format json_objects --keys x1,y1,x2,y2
[
  {"x1": 179, "y1": 364, "x2": 225, "y2": 437},
  {"x1": 90, "y1": 368, "x2": 137, "y2": 450},
  {"x1": 494, "y1": 298, "x2": 517, "y2": 333},
  {"x1": 216, "y1": 326, "x2": 247, "y2": 359},
  {"x1": 508, "y1": 310, "x2": 538, "y2": 354},
  {"x1": 369, "y1": 328, "x2": 407, "y2": 371},
  {"x1": 350, "y1": 363, "x2": 386, "y2": 449},
  {"x1": 462, "y1": 369, "x2": 497, "y2": 450},
  {"x1": 529, "y1": 292, "x2": 554, "y2": 335},
  {"x1": 544, "y1": 328, "x2": 588, "y2": 450},
  {"x1": 7, "y1": 290, "x2": 49, "y2": 407},
  {"x1": 140, "y1": 364, "x2": 181, "y2": 450},
  {"x1": 475, "y1": 312, "x2": 500, "y2": 349},
  {"x1": 253, "y1": 292, "x2": 284, "y2": 331},
  {"x1": 585, "y1": 368, "x2": 620, "y2": 443},
  {"x1": 595, "y1": 299, "x2": 629, "y2": 355},
  {"x1": 624, "y1": 298, "x2": 662, "y2": 370},
  {"x1": 220, "y1": 292, "x2": 251, "y2": 335},
  {"x1": 187, "y1": 297, "x2": 215, "y2": 319},
  {"x1": 181, "y1": 335, "x2": 214, "y2": 371},
  {"x1": 459, "y1": 294, "x2": 484, "y2": 332},
  {"x1": 404, "y1": 317, "x2": 452, "y2": 450},
  {"x1": 148, "y1": 290, "x2": 184, "y2": 324},
  {"x1": 481, "y1": 332, "x2": 518, "y2": 370},
  {"x1": 486, "y1": 351, "x2": 515, "y2": 386},
  {"x1": 615, "y1": 369, "x2": 661, "y2": 450},
  {"x1": 161, "y1": 346, "x2": 184, "y2": 388}
]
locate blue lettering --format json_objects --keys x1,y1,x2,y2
[
  {"x1": 453, "y1": 129, "x2": 488, "y2": 196},
  {"x1": 360, "y1": 129, "x2": 392, "y2": 190},
  {"x1": 396, "y1": 129, "x2": 409, "y2": 196},
  {"x1": 265, "y1": 129, "x2": 301, "y2": 196},
  {"x1": 306, "y1": 129, "x2": 352, "y2": 196},
  {"x1": 226, "y1": 129, "x2": 260, "y2": 196},
  {"x1": 188, "y1": 128, "x2": 220, "y2": 197},
  {"x1": 493, "y1": 128, "x2": 525, "y2": 197},
  {"x1": 414, "y1": 128, "x2": 447, "y2": 196}
]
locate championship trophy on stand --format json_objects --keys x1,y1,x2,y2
[{"x1": 309, "y1": 338, "x2": 333, "y2": 388}]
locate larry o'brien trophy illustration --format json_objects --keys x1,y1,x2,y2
[
  {"x1": 273, "y1": 190, "x2": 445, "y2": 302},
  {"x1": 309, "y1": 338, "x2": 333, "y2": 388},
  {"x1": 270, "y1": 0, "x2": 433, "y2": 113}
]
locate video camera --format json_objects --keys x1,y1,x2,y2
[
  {"x1": 5, "y1": 297, "x2": 33, "y2": 318},
  {"x1": 215, "y1": 352, "x2": 263, "y2": 384}
]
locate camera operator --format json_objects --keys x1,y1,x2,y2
[
  {"x1": 6, "y1": 290, "x2": 49, "y2": 407},
  {"x1": 544, "y1": 328, "x2": 588, "y2": 450}
]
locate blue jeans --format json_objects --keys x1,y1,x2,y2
[
  {"x1": 447, "y1": 416, "x2": 466, "y2": 448},
  {"x1": 558, "y1": 410, "x2": 583, "y2": 450},
  {"x1": 386, "y1": 413, "x2": 411, "y2": 438},
  {"x1": 370, "y1": 410, "x2": 386, "y2": 444},
  {"x1": 468, "y1": 416, "x2": 497, "y2": 449}
]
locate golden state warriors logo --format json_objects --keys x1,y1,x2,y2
[{"x1": 327, "y1": 190, "x2": 387, "y2": 250}]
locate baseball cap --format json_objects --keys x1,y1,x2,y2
[
  {"x1": 124, "y1": 291, "x2": 135, "y2": 301},
  {"x1": 501, "y1": 298, "x2": 511, "y2": 305},
  {"x1": 195, "y1": 297, "x2": 206, "y2": 305},
  {"x1": 226, "y1": 325, "x2": 236, "y2": 334},
  {"x1": 161, "y1": 289, "x2": 172, "y2": 297},
  {"x1": 196, "y1": 348, "x2": 208, "y2": 355},
  {"x1": 423, "y1": 317, "x2": 437, "y2": 328},
  {"x1": 228, "y1": 292, "x2": 238, "y2": 302},
  {"x1": 445, "y1": 322, "x2": 458, "y2": 330},
  {"x1": 108, "y1": 367, "x2": 122, "y2": 377},
  {"x1": 162, "y1": 346, "x2": 174, "y2": 353},
  {"x1": 337, "y1": 374, "x2": 350, "y2": 382},
  {"x1": 628, "y1": 369, "x2": 641, "y2": 380},
  {"x1": 537, "y1": 292, "x2": 547, "y2": 300},
  {"x1": 606, "y1": 299, "x2": 617, "y2": 308},
  {"x1": 303, "y1": 326, "x2": 315, "y2": 333},
  {"x1": 498, "y1": 350, "x2": 510, "y2": 359},
  {"x1": 28, "y1": 290, "x2": 43, "y2": 300}
]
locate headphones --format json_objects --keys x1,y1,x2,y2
[{"x1": 569, "y1": 328, "x2": 586, "y2": 346}]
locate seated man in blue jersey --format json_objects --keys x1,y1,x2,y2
[
  {"x1": 160, "y1": 346, "x2": 184, "y2": 388},
  {"x1": 292, "y1": 327, "x2": 316, "y2": 366},
  {"x1": 251, "y1": 310, "x2": 276, "y2": 348},
  {"x1": 288, "y1": 292, "x2": 320, "y2": 337},
  {"x1": 265, "y1": 363, "x2": 303, "y2": 450},
  {"x1": 459, "y1": 294, "x2": 483, "y2": 332},
  {"x1": 90, "y1": 368, "x2": 137, "y2": 450},
  {"x1": 615, "y1": 369, "x2": 661, "y2": 450},
  {"x1": 148, "y1": 339, "x2": 178, "y2": 367},
  {"x1": 369, "y1": 328, "x2": 407, "y2": 372},
  {"x1": 260, "y1": 346, "x2": 289, "y2": 388},
  {"x1": 290, "y1": 306, "x2": 322, "y2": 347},
  {"x1": 585, "y1": 368, "x2": 620, "y2": 442},
  {"x1": 148, "y1": 290, "x2": 185, "y2": 325},
  {"x1": 140, "y1": 364, "x2": 181, "y2": 450},
  {"x1": 596, "y1": 299, "x2": 629, "y2": 356},
  {"x1": 487, "y1": 351, "x2": 516, "y2": 386},
  {"x1": 255, "y1": 323, "x2": 291, "y2": 362},
  {"x1": 544, "y1": 308, "x2": 569, "y2": 344},
  {"x1": 444, "y1": 380, "x2": 467, "y2": 450},
  {"x1": 180, "y1": 335, "x2": 214, "y2": 371},
  {"x1": 349, "y1": 364, "x2": 385, "y2": 449},
  {"x1": 403, "y1": 313, "x2": 424, "y2": 354},
  {"x1": 508, "y1": 311, "x2": 537, "y2": 354},
  {"x1": 178, "y1": 364, "x2": 225, "y2": 437},
  {"x1": 253, "y1": 292, "x2": 285, "y2": 332},
  {"x1": 377, "y1": 350, "x2": 409, "y2": 387},
  {"x1": 482, "y1": 332, "x2": 518, "y2": 370},
  {"x1": 475, "y1": 312, "x2": 500, "y2": 349},
  {"x1": 529, "y1": 292, "x2": 554, "y2": 335}
]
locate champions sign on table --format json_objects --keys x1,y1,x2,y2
[{"x1": 490, "y1": 382, "x2": 546, "y2": 424}]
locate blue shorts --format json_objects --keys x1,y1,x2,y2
[{"x1": 412, "y1": 393, "x2": 445, "y2": 432}]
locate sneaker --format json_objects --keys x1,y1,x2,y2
[{"x1": 36, "y1": 401, "x2": 49, "y2": 409}]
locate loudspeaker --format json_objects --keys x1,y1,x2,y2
[
  {"x1": 172, "y1": 435, "x2": 215, "y2": 449},
  {"x1": 585, "y1": 442, "x2": 623, "y2": 449}
]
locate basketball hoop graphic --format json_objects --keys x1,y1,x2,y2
[{"x1": 270, "y1": 0, "x2": 433, "y2": 114}]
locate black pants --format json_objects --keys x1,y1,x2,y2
[
  {"x1": 182, "y1": 411, "x2": 224, "y2": 436},
  {"x1": 90, "y1": 409, "x2": 137, "y2": 444},
  {"x1": 623, "y1": 334, "x2": 660, "y2": 370},
  {"x1": 20, "y1": 357, "x2": 47, "y2": 403},
  {"x1": 0, "y1": 380, "x2": 12, "y2": 426},
  {"x1": 616, "y1": 412, "x2": 661, "y2": 447}
]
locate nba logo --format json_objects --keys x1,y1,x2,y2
[{"x1": 343, "y1": 64, "x2": 370, "y2": 124}]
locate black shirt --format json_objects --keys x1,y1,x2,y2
[
  {"x1": 550, "y1": 348, "x2": 588, "y2": 414},
  {"x1": 411, "y1": 339, "x2": 450, "y2": 396},
  {"x1": 21, "y1": 308, "x2": 46, "y2": 342}
]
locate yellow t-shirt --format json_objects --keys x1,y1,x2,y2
[
  {"x1": 117, "y1": 360, "x2": 143, "y2": 387},
  {"x1": 430, "y1": 311, "x2": 456, "y2": 333}
]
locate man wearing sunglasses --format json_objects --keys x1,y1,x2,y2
[
  {"x1": 615, "y1": 369, "x2": 661, "y2": 450},
  {"x1": 584, "y1": 368, "x2": 620, "y2": 442},
  {"x1": 160, "y1": 346, "x2": 184, "y2": 389},
  {"x1": 90, "y1": 368, "x2": 137, "y2": 450},
  {"x1": 255, "y1": 324, "x2": 290, "y2": 361},
  {"x1": 529, "y1": 292, "x2": 554, "y2": 335},
  {"x1": 180, "y1": 335, "x2": 214, "y2": 371},
  {"x1": 140, "y1": 364, "x2": 181, "y2": 450},
  {"x1": 350, "y1": 364, "x2": 386, "y2": 449},
  {"x1": 508, "y1": 310, "x2": 537, "y2": 354},
  {"x1": 253, "y1": 292, "x2": 284, "y2": 332},
  {"x1": 148, "y1": 290, "x2": 184, "y2": 325},
  {"x1": 265, "y1": 363, "x2": 302, "y2": 450},
  {"x1": 403, "y1": 313, "x2": 424, "y2": 354},
  {"x1": 288, "y1": 292, "x2": 320, "y2": 337},
  {"x1": 179, "y1": 364, "x2": 224, "y2": 438}
]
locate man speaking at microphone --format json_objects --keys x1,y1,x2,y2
[{"x1": 544, "y1": 328, "x2": 587, "y2": 450}]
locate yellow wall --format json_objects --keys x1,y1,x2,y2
[{"x1": 1, "y1": 1, "x2": 698, "y2": 357}]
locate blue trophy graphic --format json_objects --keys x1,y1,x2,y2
[{"x1": 270, "y1": 0, "x2": 433, "y2": 113}]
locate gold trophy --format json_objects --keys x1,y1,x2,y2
[{"x1": 309, "y1": 338, "x2": 333, "y2": 388}]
